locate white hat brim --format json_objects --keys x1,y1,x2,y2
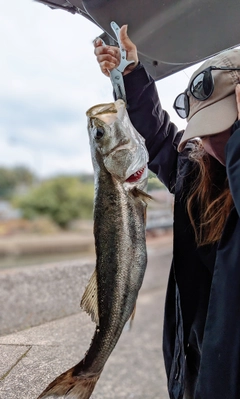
[{"x1": 178, "y1": 94, "x2": 237, "y2": 152}]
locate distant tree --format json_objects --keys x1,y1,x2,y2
[
  {"x1": 0, "y1": 166, "x2": 35, "y2": 199},
  {"x1": 147, "y1": 170, "x2": 164, "y2": 191},
  {"x1": 13, "y1": 176, "x2": 94, "y2": 228},
  {"x1": 78, "y1": 173, "x2": 94, "y2": 183},
  {"x1": 13, "y1": 166, "x2": 35, "y2": 186}
]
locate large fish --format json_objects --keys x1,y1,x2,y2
[{"x1": 37, "y1": 99, "x2": 150, "y2": 399}]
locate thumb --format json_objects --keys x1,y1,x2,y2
[{"x1": 119, "y1": 24, "x2": 135, "y2": 52}]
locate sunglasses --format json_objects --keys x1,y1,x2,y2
[{"x1": 173, "y1": 66, "x2": 240, "y2": 119}]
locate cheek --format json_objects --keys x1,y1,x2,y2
[
  {"x1": 201, "y1": 138, "x2": 215, "y2": 157},
  {"x1": 201, "y1": 129, "x2": 231, "y2": 165},
  {"x1": 201, "y1": 137, "x2": 226, "y2": 166}
]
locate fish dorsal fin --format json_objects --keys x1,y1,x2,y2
[{"x1": 80, "y1": 268, "x2": 99, "y2": 325}]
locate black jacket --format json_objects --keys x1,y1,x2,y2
[{"x1": 124, "y1": 64, "x2": 240, "y2": 399}]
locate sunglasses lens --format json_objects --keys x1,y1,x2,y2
[
  {"x1": 174, "y1": 93, "x2": 189, "y2": 118},
  {"x1": 190, "y1": 70, "x2": 213, "y2": 100}
]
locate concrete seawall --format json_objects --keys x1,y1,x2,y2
[
  {"x1": 0, "y1": 258, "x2": 95, "y2": 336},
  {"x1": 0, "y1": 233, "x2": 173, "y2": 399}
]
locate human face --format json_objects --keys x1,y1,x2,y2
[{"x1": 201, "y1": 128, "x2": 231, "y2": 165}]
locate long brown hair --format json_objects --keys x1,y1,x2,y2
[{"x1": 187, "y1": 140, "x2": 233, "y2": 246}]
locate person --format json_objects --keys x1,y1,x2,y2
[{"x1": 94, "y1": 26, "x2": 240, "y2": 399}]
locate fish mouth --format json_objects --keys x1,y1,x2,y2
[{"x1": 125, "y1": 167, "x2": 146, "y2": 183}]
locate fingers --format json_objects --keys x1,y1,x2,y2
[
  {"x1": 96, "y1": 54, "x2": 118, "y2": 76},
  {"x1": 93, "y1": 25, "x2": 138, "y2": 77},
  {"x1": 236, "y1": 84, "x2": 240, "y2": 120},
  {"x1": 93, "y1": 38, "x2": 120, "y2": 76},
  {"x1": 93, "y1": 38, "x2": 103, "y2": 48},
  {"x1": 98, "y1": 57, "x2": 117, "y2": 76},
  {"x1": 120, "y1": 25, "x2": 135, "y2": 52},
  {"x1": 119, "y1": 25, "x2": 138, "y2": 74},
  {"x1": 94, "y1": 44, "x2": 117, "y2": 59}
]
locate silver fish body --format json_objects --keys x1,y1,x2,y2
[{"x1": 38, "y1": 99, "x2": 149, "y2": 399}]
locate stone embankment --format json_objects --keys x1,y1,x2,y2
[{"x1": 0, "y1": 232, "x2": 173, "y2": 399}]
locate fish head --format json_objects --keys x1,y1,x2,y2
[{"x1": 86, "y1": 99, "x2": 149, "y2": 191}]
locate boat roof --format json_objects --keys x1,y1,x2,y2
[{"x1": 35, "y1": 0, "x2": 240, "y2": 80}]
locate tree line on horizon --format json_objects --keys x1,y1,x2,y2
[{"x1": 0, "y1": 166, "x2": 163, "y2": 228}]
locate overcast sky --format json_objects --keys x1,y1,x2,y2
[{"x1": 1, "y1": 0, "x2": 197, "y2": 178}]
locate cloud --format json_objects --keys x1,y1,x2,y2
[
  {"x1": 0, "y1": 0, "x2": 114, "y2": 176},
  {"x1": 0, "y1": 0, "x2": 196, "y2": 177},
  {"x1": 0, "y1": 96, "x2": 80, "y2": 130}
]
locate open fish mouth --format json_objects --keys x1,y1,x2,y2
[{"x1": 125, "y1": 166, "x2": 146, "y2": 183}]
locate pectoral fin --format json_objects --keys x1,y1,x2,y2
[
  {"x1": 131, "y1": 187, "x2": 153, "y2": 202},
  {"x1": 80, "y1": 268, "x2": 99, "y2": 325}
]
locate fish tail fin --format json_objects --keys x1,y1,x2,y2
[{"x1": 37, "y1": 363, "x2": 100, "y2": 399}]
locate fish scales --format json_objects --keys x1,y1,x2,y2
[
  {"x1": 37, "y1": 99, "x2": 149, "y2": 399},
  {"x1": 91, "y1": 178, "x2": 147, "y2": 368}
]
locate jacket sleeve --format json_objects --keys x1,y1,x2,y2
[
  {"x1": 225, "y1": 121, "x2": 240, "y2": 217},
  {"x1": 123, "y1": 63, "x2": 182, "y2": 193}
]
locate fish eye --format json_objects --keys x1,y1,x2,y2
[{"x1": 94, "y1": 127, "x2": 105, "y2": 140}]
